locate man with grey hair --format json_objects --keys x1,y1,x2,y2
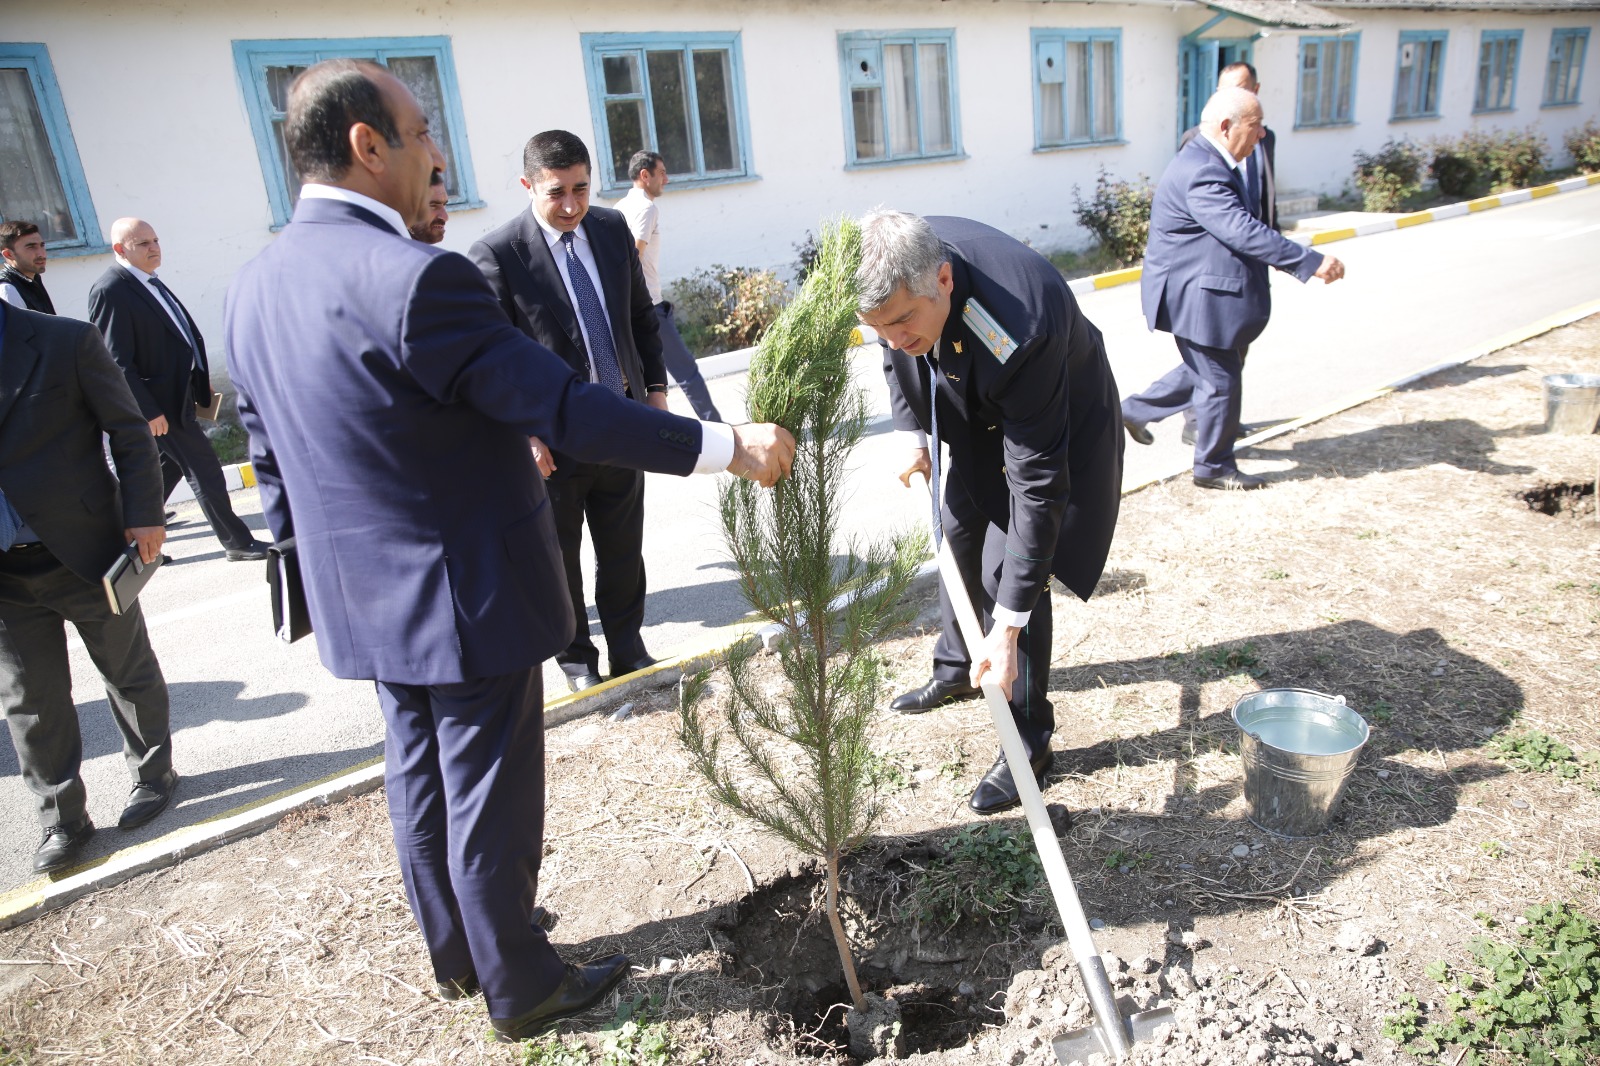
[
  {"x1": 1123, "y1": 87, "x2": 1343, "y2": 490},
  {"x1": 859, "y1": 210, "x2": 1124, "y2": 816}
]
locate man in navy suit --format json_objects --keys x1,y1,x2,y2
[
  {"x1": 469, "y1": 131, "x2": 666, "y2": 692},
  {"x1": 861, "y1": 210, "x2": 1124, "y2": 815},
  {"x1": 1123, "y1": 87, "x2": 1344, "y2": 490},
  {"x1": 224, "y1": 59, "x2": 793, "y2": 1042}
]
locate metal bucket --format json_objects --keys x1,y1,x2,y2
[
  {"x1": 1233, "y1": 688, "x2": 1369, "y2": 838},
  {"x1": 1543, "y1": 373, "x2": 1600, "y2": 434}
]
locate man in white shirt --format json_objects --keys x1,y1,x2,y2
[{"x1": 613, "y1": 151, "x2": 721, "y2": 422}]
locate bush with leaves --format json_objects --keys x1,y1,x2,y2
[
  {"x1": 1072, "y1": 167, "x2": 1154, "y2": 268},
  {"x1": 663, "y1": 266, "x2": 788, "y2": 356},
  {"x1": 1483, "y1": 126, "x2": 1549, "y2": 190},
  {"x1": 908, "y1": 824, "x2": 1046, "y2": 928},
  {"x1": 1428, "y1": 130, "x2": 1494, "y2": 197},
  {"x1": 1353, "y1": 138, "x2": 1425, "y2": 211},
  {"x1": 679, "y1": 217, "x2": 924, "y2": 1011},
  {"x1": 1565, "y1": 119, "x2": 1600, "y2": 174}
]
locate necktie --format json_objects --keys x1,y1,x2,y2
[
  {"x1": 925, "y1": 349, "x2": 943, "y2": 548},
  {"x1": 558, "y1": 232, "x2": 625, "y2": 396},
  {"x1": 0, "y1": 487, "x2": 23, "y2": 551},
  {"x1": 1245, "y1": 150, "x2": 1262, "y2": 219},
  {"x1": 149, "y1": 275, "x2": 198, "y2": 355}
]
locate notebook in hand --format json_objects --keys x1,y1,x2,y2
[
  {"x1": 195, "y1": 393, "x2": 224, "y2": 421},
  {"x1": 102, "y1": 543, "x2": 163, "y2": 615},
  {"x1": 267, "y1": 538, "x2": 312, "y2": 643}
]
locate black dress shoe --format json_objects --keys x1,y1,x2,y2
[
  {"x1": 225, "y1": 543, "x2": 271, "y2": 562},
  {"x1": 889, "y1": 678, "x2": 981, "y2": 714},
  {"x1": 968, "y1": 749, "x2": 1052, "y2": 816},
  {"x1": 118, "y1": 770, "x2": 178, "y2": 829},
  {"x1": 435, "y1": 907, "x2": 554, "y2": 1000},
  {"x1": 609, "y1": 655, "x2": 657, "y2": 679},
  {"x1": 1123, "y1": 418, "x2": 1153, "y2": 446},
  {"x1": 567, "y1": 673, "x2": 605, "y2": 693},
  {"x1": 492, "y1": 954, "x2": 630, "y2": 1041},
  {"x1": 34, "y1": 818, "x2": 95, "y2": 874},
  {"x1": 164, "y1": 510, "x2": 177, "y2": 522},
  {"x1": 1193, "y1": 470, "x2": 1267, "y2": 491}
]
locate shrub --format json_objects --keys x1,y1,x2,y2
[
  {"x1": 1483, "y1": 126, "x2": 1548, "y2": 190},
  {"x1": 664, "y1": 265, "x2": 788, "y2": 355},
  {"x1": 1352, "y1": 138, "x2": 1424, "y2": 211},
  {"x1": 1565, "y1": 119, "x2": 1600, "y2": 173},
  {"x1": 1428, "y1": 130, "x2": 1493, "y2": 197},
  {"x1": 793, "y1": 230, "x2": 821, "y2": 286},
  {"x1": 1071, "y1": 167, "x2": 1154, "y2": 268}
]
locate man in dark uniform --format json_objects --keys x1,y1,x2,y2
[{"x1": 859, "y1": 210, "x2": 1124, "y2": 815}]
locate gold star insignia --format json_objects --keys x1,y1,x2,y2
[{"x1": 953, "y1": 340, "x2": 963, "y2": 354}]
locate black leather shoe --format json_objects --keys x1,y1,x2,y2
[
  {"x1": 567, "y1": 673, "x2": 604, "y2": 693},
  {"x1": 889, "y1": 678, "x2": 981, "y2": 714},
  {"x1": 1193, "y1": 471, "x2": 1267, "y2": 491},
  {"x1": 1123, "y1": 418, "x2": 1153, "y2": 446},
  {"x1": 968, "y1": 749, "x2": 1052, "y2": 816},
  {"x1": 225, "y1": 543, "x2": 270, "y2": 562},
  {"x1": 164, "y1": 510, "x2": 177, "y2": 522},
  {"x1": 34, "y1": 818, "x2": 95, "y2": 873},
  {"x1": 435, "y1": 907, "x2": 554, "y2": 1000},
  {"x1": 118, "y1": 770, "x2": 178, "y2": 829},
  {"x1": 491, "y1": 954, "x2": 630, "y2": 1041},
  {"x1": 609, "y1": 655, "x2": 657, "y2": 679}
]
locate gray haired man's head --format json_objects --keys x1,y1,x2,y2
[
  {"x1": 1200, "y1": 86, "x2": 1265, "y2": 163},
  {"x1": 856, "y1": 209, "x2": 948, "y2": 315}
]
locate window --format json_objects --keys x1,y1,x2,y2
[
  {"x1": 1297, "y1": 34, "x2": 1360, "y2": 127},
  {"x1": 1544, "y1": 28, "x2": 1588, "y2": 106},
  {"x1": 1474, "y1": 30, "x2": 1522, "y2": 112},
  {"x1": 1032, "y1": 29, "x2": 1121, "y2": 149},
  {"x1": 838, "y1": 30, "x2": 961, "y2": 166},
  {"x1": 1392, "y1": 31, "x2": 1448, "y2": 119},
  {"x1": 582, "y1": 33, "x2": 752, "y2": 192},
  {"x1": 232, "y1": 37, "x2": 481, "y2": 228},
  {"x1": 0, "y1": 44, "x2": 103, "y2": 252}
]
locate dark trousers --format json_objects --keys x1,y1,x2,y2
[
  {"x1": 1121, "y1": 336, "x2": 1245, "y2": 478},
  {"x1": 157, "y1": 418, "x2": 256, "y2": 550},
  {"x1": 928, "y1": 479, "x2": 1054, "y2": 759},
  {"x1": 0, "y1": 543, "x2": 171, "y2": 828},
  {"x1": 376, "y1": 668, "x2": 567, "y2": 1021},
  {"x1": 549, "y1": 461, "x2": 648, "y2": 679},
  {"x1": 654, "y1": 302, "x2": 721, "y2": 422}
]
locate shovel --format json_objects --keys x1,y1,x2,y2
[{"x1": 922, "y1": 479, "x2": 1173, "y2": 1062}]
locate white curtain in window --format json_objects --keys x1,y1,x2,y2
[
  {"x1": 0, "y1": 69, "x2": 76, "y2": 242},
  {"x1": 883, "y1": 44, "x2": 917, "y2": 156},
  {"x1": 1093, "y1": 40, "x2": 1116, "y2": 138},
  {"x1": 387, "y1": 56, "x2": 459, "y2": 198},
  {"x1": 918, "y1": 43, "x2": 952, "y2": 154},
  {"x1": 1065, "y1": 41, "x2": 1090, "y2": 141}
]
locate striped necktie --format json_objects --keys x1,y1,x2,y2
[{"x1": 559, "y1": 232, "x2": 625, "y2": 396}]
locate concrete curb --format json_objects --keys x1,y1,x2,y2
[
  {"x1": 168, "y1": 455, "x2": 257, "y2": 505},
  {"x1": 12, "y1": 228, "x2": 1594, "y2": 929}
]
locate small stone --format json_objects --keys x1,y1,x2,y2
[
  {"x1": 1130, "y1": 954, "x2": 1160, "y2": 975},
  {"x1": 1482, "y1": 590, "x2": 1503, "y2": 604},
  {"x1": 1377, "y1": 769, "x2": 1391, "y2": 779},
  {"x1": 609, "y1": 702, "x2": 635, "y2": 722},
  {"x1": 1335, "y1": 921, "x2": 1378, "y2": 955},
  {"x1": 1510, "y1": 798, "x2": 1529, "y2": 809},
  {"x1": 1231, "y1": 844, "x2": 1251, "y2": 859},
  {"x1": 1089, "y1": 917, "x2": 1106, "y2": 930},
  {"x1": 1431, "y1": 666, "x2": 1446, "y2": 677},
  {"x1": 658, "y1": 957, "x2": 678, "y2": 973},
  {"x1": 957, "y1": 979, "x2": 977, "y2": 997},
  {"x1": 1336, "y1": 1043, "x2": 1355, "y2": 1062},
  {"x1": 1178, "y1": 863, "x2": 1195, "y2": 870}
]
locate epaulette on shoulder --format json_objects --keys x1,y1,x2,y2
[{"x1": 961, "y1": 298, "x2": 1017, "y2": 364}]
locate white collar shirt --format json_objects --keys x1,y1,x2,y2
[
  {"x1": 299, "y1": 183, "x2": 411, "y2": 238},
  {"x1": 533, "y1": 209, "x2": 611, "y2": 385}
]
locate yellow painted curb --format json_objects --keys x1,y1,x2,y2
[
  {"x1": 1092, "y1": 266, "x2": 1143, "y2": 289},
  {"x1": 1310, "y1": 227, "x2": 1358, "y2": 245},
  {"x1": 1394, "y1": 212, "x2": 1433, "y2": 229},
  {"x1": 239, "y1": 462, "x2": 256, "y2": 488}
]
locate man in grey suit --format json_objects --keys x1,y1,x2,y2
[
  {"x1": 1122, "y1": 87, "x2": 1344, "y2": 490},
  {"x1": 0, "y1": 303, "x2": 176, "y2": 874},
  {"x1": 469, "y1": 131, "x2": 669, "y2": 691}
]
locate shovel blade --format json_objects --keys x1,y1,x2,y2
[{"x1": 1051, "y1": 1003, "x2": 1177, "y2": 1064}]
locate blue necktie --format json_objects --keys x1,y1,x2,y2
[
  {"x1": 1245, "y1": 150, "x2": 1262, "y2": 219},
  {"x1": 0, "y1": 488, "x2": 23, "y2": 551},
  {"x1": 559, "y1": 232, "x2": 625, "y2": 396},
  {"x1": 148, "y1": 275, "x2": 197, "y2": 357},
  {"x1": 926, "y1": 351, "x2": 943, "y2": 548}
]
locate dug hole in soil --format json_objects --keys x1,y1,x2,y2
[{"x1": 2, "y1": 318, "x2": 1598, "y2": 1065}]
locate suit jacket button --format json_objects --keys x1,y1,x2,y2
[{"x1": 659, "y1": 428, "x2": 670, "y2": 438}]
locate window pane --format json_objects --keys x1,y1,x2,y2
[
  {"x1": 692, "y1": 49, "x2": 739, "y2": 172},
  {"x1": 1040, "y1": 81, "x2": 1064, "y2": 144},
  {"x1": 852, "y1": 86, "x2": 885, "y2": 159},
  {"x1": 1300, "y1": 46, "x2": 1319, "y2": 125},
  {"x1": 1567, "y1": 38, "x2": 1586, "y2": 101},
  {"x1": 1424, "y1": 41, "x2": 1442, "y2": 112},
  {"x1": 265, "y1": 64, "x2": 305, "y2": 113},
  {"x1": 386, "y1": 56, "x2": 459, "y2": 198},
  {"x1": 646, "y1": 50, "x2": 693, "y2": 175},
  {"x1": 1094, "y1": 40, "x2": 1116, "y2": 138},
  {"x1": 883, "y1": 44, "x2": 918, "y2": 156},
  {"x1": 0, "y1": 68, "x2": 78, "y2": 243},
  {"x1": 1065, "y1": 41, "x2": 1090, "y2": 141},
  {"x1": 605, "y1": 99, "x2": 648, "y2": 178},
  {"x1": 1501, "y1": 39, "x2": 1518, "y2": 108},
  {"x1": 603, "y1": 53, "x2": 640, "y2": 96},
  {"x1": 917, "y1": 42, "x2": 952, "y2": 154},
  {"x1": 1336, "y1": 40, "x2": 1355, "y2": 120}
]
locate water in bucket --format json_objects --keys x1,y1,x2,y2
[{"x1": 1233, "y1": 689, "x2": 1370, "y2": 838}]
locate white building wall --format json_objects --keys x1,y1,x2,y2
[{"x1": 5, "y1": 0, "x2": 1597, "y2": 366}]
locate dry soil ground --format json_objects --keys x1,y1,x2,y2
[{"x1": 1, "y1": 317, "x2": 1598, "y2": 1066}]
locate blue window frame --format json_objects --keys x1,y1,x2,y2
[
  {"x1": 839, "y1": 30, "x2": 962, "y2": 167},
  {"x1": 581, "y1": 32, "x2": 754, "y2": 193},
  {"x1": 1032, "y1": 29, "x2": 1122, "y2": 149},
  {"x1": 232, "y1": 36, "x2": 481, "y2": 228},
  {"x1": 1392, "y1": 31, "x2": 1448, "y2": 119},
  {"x1": 1474, "y1": 30, "x2": 1522, "y2": 112},
  {"x1": 1544, "y1": 28, "x2": 1588, "y2": 106},
  {"x1": 1297, "y1": 33, "x2": 1360, "y2": 128},
  {"x1": 0, "y1": 44, "x2": 104, "y2": 253}
]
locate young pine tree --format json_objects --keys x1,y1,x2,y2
[{"x1": 678, "y1": 218, "x2": 925, "y2": 1009}]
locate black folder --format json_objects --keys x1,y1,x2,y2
[
  {"x1": 267, "y1": 538, "x2": 312, "y2": 643},
  {"x1": 102, "y1": 544, "x2": 163, "y2": 615}
]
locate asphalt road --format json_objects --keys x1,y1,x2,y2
[{"x1": 3, "y1": 185, "x2": 1597, "y2": 891}]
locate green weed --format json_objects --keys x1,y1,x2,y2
[
  {"x1": 1479, "y1": 840, "x2": 1506, "y2": 859},
  {"x1": 863, "y1": 749, "x2": 911, "y2": 793},
  {"x1": 1364, "y1": 700, "x2": 1395, "y2": 725},
  {"x1": 520, "y1": 1035, "x2": 591, "y2": 1066},
  {"x1": 1487, "y1": 731, "x2": 1584, "y2": 779},
  {"x1": 1104, "y1": 848, "x2": 1152, "y2": 872},
  {"x1": 908, "y1": 824, "x2": 1045, "y2": 927},
  {"x1": 600, "y1": 996, "x2": 687, "y2": 1066},
  {"x1": 1570, "y1": 852, "x2": 1600, "y2": 878},
  {"x1": 1264, "y1": 568, "x2": 1289, "y2": 581}
]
